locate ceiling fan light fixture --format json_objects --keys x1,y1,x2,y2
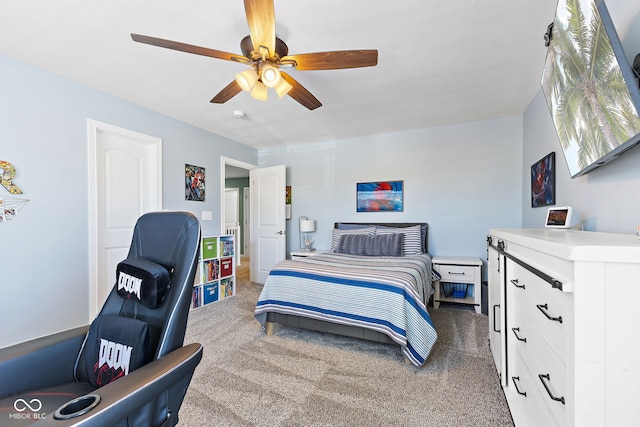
[
  {"x1": 275, "y1": 78, "x2": 293, "y2": 98},
  {"x1": 261, "y1": 64, "x2": 281, "y2": 88},
  {"x1": 235, "y1": 68, "x2": 259, "y2": 92},
  {"x1": 250, "y1": 81, "x2": 268, "y2": 101}
]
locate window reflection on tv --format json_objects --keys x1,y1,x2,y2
[{"x1": 541, "y1": 0, "x2": 640, "y2": 178}]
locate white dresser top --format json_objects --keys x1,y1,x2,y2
[{"x1": 490, "y1": 228, "x2": 640, "y2": 263}]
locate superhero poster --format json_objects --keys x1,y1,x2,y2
[
  {"x1": 356, "y1": 180, "x2": 404, "y2": 212},
  {"x1": 185, "y1": 164, "x2": 205, "y2": 202},
  {"x1": 531, "y1": 152, "x2": 555, "y2": 207}
]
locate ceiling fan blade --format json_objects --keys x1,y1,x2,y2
[
  {"x1": 244, "y1": 0, "x2": 276, "y2": 57},
  {"x1": 280, "y1": 72, "x2": 322, "y2": 110},
  {"x1": 210, "y1": 80, "x2": 243, "y2": 104},
  {"x1": 281, "y1": 50, "x2": 378, "y2": 70},
  {"x1": 131, "y1": 34, "x2": 249, "y2": 63}
]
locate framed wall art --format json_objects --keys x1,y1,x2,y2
[
  {"x1": 531, "y1": 152, "x2": 555, "y2": 207},
  {"x1": 185, "y1": 164, "x2": 205, "y2": 202},
  {"x1": 285, "y1": 185, "x2": 292, "y2": 219},
  {"x1": 356, "y1": 180, "x2": 404, "y2": 212}
]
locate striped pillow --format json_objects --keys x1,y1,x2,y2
[
  {"x1": 336, "y1": 223, "x2": 373, "y2": 231},
  {"x1": 375, "y1": 225, "x2": 423, "y2": 255},
  {"x1": 330, "y1": 227, "x2": 376, "y2": 252}
]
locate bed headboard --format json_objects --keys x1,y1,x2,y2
[{"x1": 334, "y1": 222, "x2": 429, "y2": 254}]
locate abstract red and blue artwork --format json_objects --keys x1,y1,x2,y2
[
  {"x1": 531, "y1": 152, "x2": 555, "y2": 207},
  {"x1": 356, "y1": 180, "x2": 404, "y2": 212}
]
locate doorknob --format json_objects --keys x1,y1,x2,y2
[{"x1": 276, "y1": 230, "x2": 286, "y2": 235}]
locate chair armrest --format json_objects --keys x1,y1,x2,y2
[
  {"x1": 0, "y1": 326, "x2": 89, "y2": 397},
  {"x1": 32, "y1": 342, "x2": 203, "y2": 427}
]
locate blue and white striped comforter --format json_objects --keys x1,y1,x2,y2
[{"x1": 254, "y1": 253, "x2": 438, "y2": 366}]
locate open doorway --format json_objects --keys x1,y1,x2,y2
[{"x1": 221, "y1": 157, "x2": 256, "y2": 276}]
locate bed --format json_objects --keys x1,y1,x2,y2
[{"x1": 254, "y1": 222, "x2": 438, "y2": 366}]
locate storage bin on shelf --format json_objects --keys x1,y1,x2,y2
[{"x1": 442, "y1": 282, "x2": 469, "y2": 299}]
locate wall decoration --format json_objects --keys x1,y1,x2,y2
[
  {"x1": 0, "y1": 160, "x2": 23, "y2": 194},
  {"x1": 0, "y1": 196, "x2": 28, "y2": 222},
  {"x1": 531, "y1": 152, "x2": 555, "y2": 207},
  {"x1": 0, "y1": 197, "x2": 28, "y2": 222},
  {"x1": 285, "y1": 185, "x2": 292, "y2": 219},
  {"x1": 0, "y1": 160, "x2": 29, "y2": 222},
  {"x1": 185, "y1": 164, "x2": 205, "y2": 202},
  {"x1": 356, "y1": 180, "x2": 404, "y2": 212}
]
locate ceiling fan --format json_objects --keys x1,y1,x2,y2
[{"x1": 131, "y1": 0, "x2": 378, "y2": 110}]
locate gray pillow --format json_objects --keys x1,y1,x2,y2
[
  {"x1": 337, "y1": 233, "x2": 404, "y2": 256},
  {"x1": 330, "y1": 227, "x2": 376, "y2": 252}
]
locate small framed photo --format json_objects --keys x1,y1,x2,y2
[
  {"x1": 531, "y1": 152, "x2": 555, "y2": 207},
  {"x1": 356, "y1": 180, "x2": 404, "y2": 212}
]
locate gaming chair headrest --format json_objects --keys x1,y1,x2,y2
[{"x1": 116, "y1": 257, "x2": 172, "y2": 309}]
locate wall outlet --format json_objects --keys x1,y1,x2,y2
[{"x1": 202, "y1": 211, "x2": 213, "y2": 221}]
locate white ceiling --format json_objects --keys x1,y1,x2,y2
[{"x1": 0, "y1": 0, "x2": 560, "y2": 150}]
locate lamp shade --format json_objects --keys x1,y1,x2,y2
[
  {"x1": 235, "y1": 68, "x2": 259, "y2": 92},
  {"x1": 274, "y1": 78, "x2": 293, "y2": 98},
  {"x1": 300, "y1": 219, "x2": 315, "y2": 233},
  {"x1": 261, "y1": 64, "x2": 282, "y2": 88},
  {"x1": 250, "y1": 81, "x2": 268, "y2": 101}
]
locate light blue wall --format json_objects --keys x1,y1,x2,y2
[
  {"x1": 6, "y1": 0, "x2": 639, "y2": 350},
  {"x1": 522, "y1": 2, "x2": 640, "y2": 233},
  {"x1": 0, "y1": 54, "x2": 257, "y2": 348},
  {"x1": 259, "y1": 116, "x2": 524, "y2": 261}
]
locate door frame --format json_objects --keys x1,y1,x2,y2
[
  {"x1": 243, "y1": 186, "x2": 250, "y2": 255},
  {"x1": 87, "y1": 119, "x2": 162, "y2": 319}
]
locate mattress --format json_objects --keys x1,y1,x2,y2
[{"x1": 254, "y1": 252, "x2": 438, "y2": 366}]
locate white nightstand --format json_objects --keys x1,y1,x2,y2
[
  {"x1": 432, "y1": 256, "x2": 483, "y2": 313},
  {"x1": 290, "y1": 250, "x2": 326, "y2": 260}
]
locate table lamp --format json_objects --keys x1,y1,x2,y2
[{"x1": 299, "y1": 217, "x2": 315, "y2": 251}]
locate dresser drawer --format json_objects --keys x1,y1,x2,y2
[
  {"x1": 508, "y1": 262, "x2": 572, "y2": 362},
  {"x1": 508, "y1": 349, "x2": 560, "y2": 427},
  {"x1": 436, "y1": 264, "x2": 476, "y2": 283},
  {"x1": 527, "y1": 325, "x2": 568, "y2": 426}
]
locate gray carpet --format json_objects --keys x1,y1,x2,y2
[{"x1": 179, "y1": 274, "x2": 513, "y2": 426}]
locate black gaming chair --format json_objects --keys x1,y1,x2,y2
[{"x1": 0, "y1": 211, "x2": 202, "y2": 426}]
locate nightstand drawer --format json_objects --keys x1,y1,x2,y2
[
  {"x1": 290, "y1": 250, "x2": 326, "y2": 260},
  {"x1": 436, "y1": 264, "x2": 477, "y2": 283}
]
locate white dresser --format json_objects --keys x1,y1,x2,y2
[{"x1": 487, "y1": 228, "x2": 640, "y2": 426}]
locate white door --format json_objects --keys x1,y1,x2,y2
[
  {"x1": 250, "y1": 165, "x2": 286, "y2": 284},
  {"x1": 225, "y1": 188, "x2": 239, "y2": 228},
  {"x1": 88, "y1": 120, "x2": 162, "y2": 319}
]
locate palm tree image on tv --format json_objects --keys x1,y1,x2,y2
[{"x1": 541, "y1": 0, "x2": 640, "y2": 176}]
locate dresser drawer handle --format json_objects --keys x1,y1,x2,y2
[
  {"x1": 510, "y1": 279, "x2": 525, "y2": 289},
  {"x1": 447, "y1": 271, "x2": 466, "y2": 275},
  {"x1": 511, "y1": 327, "x2": 527, "y2": 342},
  {"x1": 493, "y1": 304, "x2": 500, "y2": 332},
  {"x1": 538, "y1": 373, "x2": 565, "y2": 405},
  {"x1": 512, "y1": 376, "x2": 527, "y2": 396},
  {"x1": 536, "y1": 304, "x2": 563, "y2": 324}
]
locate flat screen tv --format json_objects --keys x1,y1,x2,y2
[{"x1": 541, "y1": 0, "x2": 640, "y2": 178}]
